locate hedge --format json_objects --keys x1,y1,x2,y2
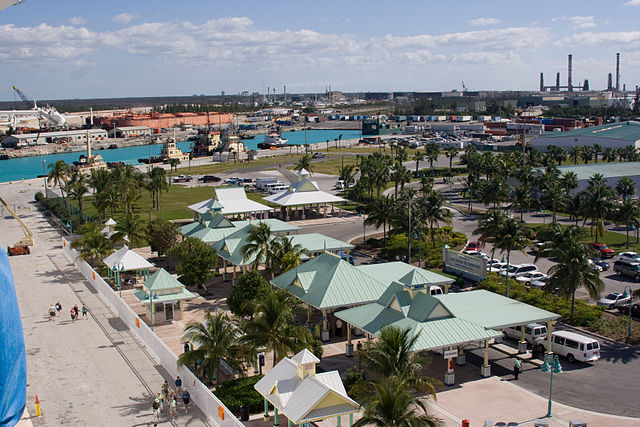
[{"x1": 214, "y1": 375, "x2": 264, "y2": 415}]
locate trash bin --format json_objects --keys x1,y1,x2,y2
[
  {"x1": 462, "y1": 420, "x2": 470, "y2": 427},
  {"x1": 569, "y1": 420, "x2": 586, "y2": 427},
  {"x1": 533, "y1": 420, "x2": 550, "y2": 427},
  {"x1": 240, "y1": 406, "x2": 249, "y2": 421}
]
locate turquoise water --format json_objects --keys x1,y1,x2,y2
[{"x1": 0, "y1": 129, "x2": 361, "y2": 183}]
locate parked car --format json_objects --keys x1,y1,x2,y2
[
  {"x1": 591, "y1": 258, "x2": 610, "y2": 271},
  {"x1": 462, "y1": 250, "x2": 488, "y2": 260},
  {"x1": 311, "y1": 152, "x2": 326, "y2": 159},
  {"x1": 529, "y1": 275, "x2": 550, "y2": 290},
  {"x1": 488, "y1": 262, "x2": 508, "y2": 272},
  {"x1": 597, "y1": 292, "x2": 632, "y2": 309},
  {"x1": 617, "y1": 302, "x2": 640, "y2": 318},
  {"x1": 499, "y1": 263, "x2": 538, "y2": 278},
  {"x1": 592, "y1": 242, "x2": 615, "y2": 258},
  {"x1": 515, "y1": 271, "x2": 549, "y2": 284},
  {"x1": 613, "y1": 260, "x2": 640, "y2": 281},
  {"x1": 465, "y1": 241, "x2": 483, "y2": 251},
  {"x1": 173, "y1": 175, "x2": 193, "y2": 183},
  {"x1": 619, "y1": 251, "x2": 640, "y2": 263},
  {"x1": 502, "y1": 323, "x2": 547, "y2": 346},
  {"x1": 198, "y1": 175, "x2": 221, "y2": 183}
]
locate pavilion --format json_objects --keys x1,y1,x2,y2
[
  {"x1": 100, "y1": 217, "x2": 117, "y2": 239},
  {"x1": 255, "y1": 349, "x2": 360, "y2": 427},
  {"x1": 133, "y1": 268, "x2": 196, "y2": 325},
  {"x1": 270, "y1": 252, "x2": 388, "y2": 341},
  {"x1": 188, "y1": 186, "x2": 273, "y2": 219},
  {"x1": 103, "y1": 245, "x2": 153, "y2": 288},
  {"x1": 264, "y1": 169, "x2": 346, "y2": 220},
  {"x1": 356, "y1": 261, "x2": 455, "y2": 294}
]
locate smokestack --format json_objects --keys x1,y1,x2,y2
[
  {"x1": 283, "y1": 85, "x2": 286, "y2": 104},
  {"x1": 568, "y1": 54, "x2": 573, "y2": 92},
  {"x1": 583, "y1": 79, "x2": 589, "y2": 91},
  {"x1": 555, "y1": 72, "x2": 560, "y2": 90},
  {"x1": 616, "y1": 52, "x2": 620, "y2": 92},
  {"x1": 607, "y1": 73, "x2": 613, "y2": 91},
  {"x1": 540, "y1": 73, "x2": 544, "y2": 92},
  {"x1": 90, "y1": 107, "x2": 94, "y2": 125},
  {"x1": 86, "y1": 130, "x2": 91, "y2": 159}
]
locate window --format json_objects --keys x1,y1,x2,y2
[
  {"x1": 566, "y1": 339, "x2": 579, "y2": 349},
  {"x1": 587, "y1": 342, "x2": 599, "y2": 350},
  {"x1": 579, "y1": 343, "x2": 584, "y2": 351},
  {"x1": 554, "y1": 336, "x2": 565, "y2": 345}
]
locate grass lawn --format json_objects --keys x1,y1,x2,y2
[
  {"x1": 177, "y1": 154, "x2": 305, "y2": 175},
  {"x1": 527, "y1": 222, "x2": 634, "y2": 252},
  {"x1": 301, "y1": 156, "x2": 359, "y2": 175}
]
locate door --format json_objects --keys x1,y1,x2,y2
[{"x1": 165, "y1": 303, "x2": 174, "y2": 321}]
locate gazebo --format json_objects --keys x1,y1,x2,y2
[
  {"x1": 356, "y1": 261, "x2": 455, "y2": 294},
  {"x1": 255, "y1": 349, "x2": 360, "y2": 427},
  {"x1": 103, "y1": 245, "x2": 153, "y2": 289},
  {"x1": 133, "y1": 268, "x2": 196, "y2": 325},
  {"x1": 263, "y1": 169, "x2": 346, "y2": 220},
  {"x1": 188, "y1": 187, "x2": 273, "y2": 220}
]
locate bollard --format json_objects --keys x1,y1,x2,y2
[
  {"x1": 35, "y1": 394, "x2": 41, "y2": 417},
  {"x1": 462, "y1": 420, "x2": 470, "y2": 427}
]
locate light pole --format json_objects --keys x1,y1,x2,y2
[
  {"x1": 113, "y1": 261, "x2": 125, "y2": 297},
  {"x1": 540, "y1": 353, "x2": 563, "y2": 418},
  {"x1": 624, "y1": 285, "x2": 633, "y2": 343},
  {"x1": 360, "y1": 213, "x2": 367, "y2": 245},
  {"x1": 41, "y1": 159, "x2": 47, "y2": 197}
]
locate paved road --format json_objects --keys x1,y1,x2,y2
[{"x1": 0, "y1": 183, "x2": 211, "y2": 426}]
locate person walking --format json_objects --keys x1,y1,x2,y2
[
  {"x1": 174, "y1": 376, "x2": 182, "y2": 396},
  {"x1": 513, "y1": 357, "x2": 521, "y2": 380},
  {"x1": 161, "y1": 380, "x2": 170, "y2": 402},
  {"x1": 156, "y1": 392, "x2": 164, "y2": 413},
  {"x1": 49, "y1": 304, "x2": 56, "y2": 321},
  {"x1": 55, "y1": 301, "x2": 62, "y2": 317},
  {"x1": 70, "y1": 308, "x2": 76, "y2": 322},
  {"x1": 335, "y1": 318, "x2": 343, "y2": 337},
  {"x1": 73, "y1": 304, "x2": 79, "y2": 318},
  {"x1": 168, "y1": 395, "x2": 177, "y2": 421},
  {"x1": 152, "y1": 398, "x2": 161, "y2": 423},
  {"x1": 82, "y1": 305, "x2": 88, "y2": 319},
  {"x1": 183, "y1": 341, "x2": 190, "y2": 353},
  {"x1": 181, "y1": 389, "x2": 190, "y2": 412}
]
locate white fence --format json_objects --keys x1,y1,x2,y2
[{"x1": 62, "y1": 238, "x2": 243, "y2": 427}]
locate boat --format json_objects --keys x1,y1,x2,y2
[
  {"x1": 138, "y1": 156, "x2": 164, "y2": 164},
  {"x1": 258, "y1": 127, "x2": 288, "y2": 149},
  {"x1": 107, "y1": 144, "x2": 118, "y2": 149}
]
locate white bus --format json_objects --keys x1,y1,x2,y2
[{"x1": 550, "y1": 330, "x2": 600, "y2": 363}]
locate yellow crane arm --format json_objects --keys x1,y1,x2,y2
[{"x1": 0, "y1": 195, "x2": 34, "y2": 247}]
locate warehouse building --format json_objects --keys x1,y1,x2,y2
[
  {"x1": 2, "y1": 129, "x2": 108, "y2": 148},
  {"x1": 530, "y1": 120, "x2": 640, "y2": 152},
  {"x1": 537, "y1": 162, "x2": 640, "y2": 193},
  {"x1": 108, "y1": 126, "x2": 152, "y2": 138}
]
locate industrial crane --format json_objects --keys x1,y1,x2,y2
[
  {"x1": 0, "y1": 195, "x2": 33, "y2": 255},
  {"x1": 8, "y1": 86, "x2": 66, "y2": 127},
  {"x1": 12, "y1": 85, "x2": 36, "y2": 109},
  {"x1": 0, "y1": 0, "x2": 26, "y2": 12}
]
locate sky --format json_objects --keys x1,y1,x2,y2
[{"x1": 1, "y1": 0, "x2": 640, "y2": 100}]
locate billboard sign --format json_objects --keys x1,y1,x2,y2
[{"x1": 442, "y1": 247, "x2": 487, "y2": 282}]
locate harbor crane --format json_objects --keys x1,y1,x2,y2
[
  {"x1": 0, "y1": 0, "x2": 26, "y2": 12},
  {"x1": 12, "y1": 85, "x2": 36, "y2": 109},
  {"x1": 0, "y1": 195, "x2": 33, "y2": 256}
]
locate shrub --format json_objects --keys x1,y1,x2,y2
[
  {"x1": 34, "y1": 191, "x2": 44, "y2": 202},
  {"x1": 214, "y1": 375, "x2": 264, "y2": 415},
  {"x1": 227, "y1": 270, "x2": 271, "y2": 317},
  {"x1": 342, "y1": 366, "x2": 365, "y2": 397}
]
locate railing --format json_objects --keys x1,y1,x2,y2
[{"x1": 62, "y1": 237, "x2": 243, "y2": 427}]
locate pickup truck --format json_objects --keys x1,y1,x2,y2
[{"x1": 173, "y1": 175, "x2": 193, "y2": 183}]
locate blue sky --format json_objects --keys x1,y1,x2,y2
[{"x1": 1, "y1": 0, "x2": 639, "y2": 100}]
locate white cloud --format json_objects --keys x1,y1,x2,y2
[
  {"x1": 557, "y1": 31, "x2": 640, "y2": 46},
  {"x1": 625, "y1": 0, "x2": 640, "y2": 5},
  {"x1": 112, "y1": 13, "x2": 136, "y2": 24},
  {"x1": 553, "y1": 16, "x2": 596, "y2": 29},
  {"x1": 470, "y1": 18, "x2": 500, "y2": 26},
  {"x1": 68, "y1": 16, "x2": 86, "y2": 26}
]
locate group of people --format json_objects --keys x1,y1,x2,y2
[
  {"x1": 151, "y1": 377, "x2": 191, "y2": 424},
  {"x1": 48, "y1": 301, "x2": 87, "y2": 322}
]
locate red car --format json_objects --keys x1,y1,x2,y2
[
  {"x1": 592, "y1": 243, "x2": 615, "y2": 258},
  {"x1": 465, "y1": 241, "x2": 483, "y2": 251}
]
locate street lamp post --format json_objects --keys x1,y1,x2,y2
[
  {"x1": 41, "y1": 159, "x2": 47, "y2": 197},
  {"x1": 624, "y1": 285, "x2": 633, "y2": 343},
  {"x1": 113, "y1": 261, "x2": 125, "y2": 297},
  {"x1": 540, "y1": 353, "x2": 563, "y2": 418}
]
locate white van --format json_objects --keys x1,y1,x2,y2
[
  {"x1": 268, "y1": 183, "x2": 289, "y2": 194},
  {"x1": 503, "y1": 323, "x2": 547, "y2": 346},
  {"x1": 499, "y1": 263, "x2": 538, "y2": 278},
  {"x1": 550, "y1": 330, "x2": 600, "y2": 363}
]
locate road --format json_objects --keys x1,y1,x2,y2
[{"x1": 0, "y1": 181, "x2": 211, "y2": 426}]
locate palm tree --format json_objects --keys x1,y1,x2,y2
[
  {"x1": 424, "y1": 143, "x2": 440, "y2": 174},
  {"x1": 47, "y1": 160, "x2": 70, "y2": 198},
  {"x1": 421, "y1": 191, "x2": 452, "y2": 248},
  {"x1": 89, "y1": 168, "x2": 110, "y2": 195},
  {"x1": 412, "y1": 151, "x2": 425, "y2": 174},
  {"x1": 546, "y1": 240, "x2": 604, "y2": 314},
  {"x1": 353, "y1": 378, "x2": 440, "y2": 427},
  {"x1": 494, "y1": 217, "x2": 532, "y2": 297},
  {"x1": 581, "y1": 145, "x2": 594, "y2": 164},
  {"x1": 94, "y1": 186, "x2": 121, "y2": 217},
  {"x1": 582, "y1": 183, "x2": 613, "y2": 242},
  {"x1": 339, "y1": 164, "x2": 356, "y2": 188},
  {"x1": 478, "y1": 176, "x2": 508, "y2": 209},
  {"x1": 602, "y1": 147, "x2": 616, "y2": 162},
  {"x1": 509, "y1": 183, "x2": 535, "y2": 221},
  {"x1": 147, "y1": 167, "x2": 168, "y2": 210},
  {"x1": 593, "y1": 144, "x2": 602, "y2": 163},
  {"x1": 241, "y1": 223, "x2": 273, "y2": 272},
  {"x1": 365, "y1": 196, "x2": 396, "y2": 244},
  {"x1": 561, "y1": 171, "x2": 579, "y2": 194},
  {"x1": 240, "y1": 290, "x2": 312, "y2": 367},
  {"x1": 167, "y1": 158, "x2": 181, "y2": 184},
  {"x1": 294, "y1": 154, "x2": 313, "y2": 174},
  {"x1": 67, "y1": 172, "x2": 90, "y2": 213},
  {"x1": 541, "y1": 182, "x2": 565, "y2": 224},
  {"x1": 474, "y1": 209, "x2": 506, "y2": 261},
  {"x1": 113, "y1": 212, "x2": 147, "y2": 248},
  {"x1": 616, "y1": 176, "x2": 636, "y2": 201},
  {"x1": 616, "y1": 200, "x2": 639, "y2": 248},
  {"x1": 392, "y1": 163, "x2": 411, "y2": 197},
  {"x1": 270, "y1": 235, "x2": 305, "y2": 276},
  {"x1": 177, "y1": 312, "x2": 245, "y2": 385},
  {"x1": 70, "y1": 222, "x2": 114, "y2": 266},
  {"x1": 445, "y1": 147, "x2": 457, "y2": 175}
]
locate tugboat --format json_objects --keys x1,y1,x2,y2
[
  {"x1": 192, "y1": 129, "x2": 222, "y2": 157},
  {"x1": 257, "y1": 127, "x2": 288, "y2": 149}
]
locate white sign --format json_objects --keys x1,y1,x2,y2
[
  {"x1": 443, "y1": 349, "x2": 458, "y2": 359},
  {"x1": 442, "y1": 248, "x2": 487, "y2": 282}
]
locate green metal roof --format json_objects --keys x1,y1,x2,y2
[
  {"x1": 143, "y1": 268, "x2": 186, "y2": 292},
  {"x1": 335, "y1": 283, "x2": 501, "y2": 351},
  {"x1": 356, "y1": 262, "x2": 454, "y2": 289},
  {"x1": 232, "y1": 219, "x2": 300, "y2": 233},
  {"x1": 433, "y1": 290, "x2": 560, "y2": 330},
  {"x1": 535, "y1": 120, "x2": 640, "y2": 141},
  {"x1": 288, "y1": 233, "x2": 353, "y2": 253},
  {"x1": 133, "y1": 287, "x2": 196, "y2": 303},
  {"x1": 202, "y1": 211, "x2": 234, "y2": 228},
  {"x1": 180, "y1": 221, "x2": 203, "y2": 236},
  {"x1": 538, "y1": 162, "x2": 640, "y2": 181},
  {"x1": 270, "y1": 252, "x2": 389, "y2": 309}
]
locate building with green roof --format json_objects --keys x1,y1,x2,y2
[
  {"x1": 356, "y1": 262, "x2": 454, "y2": 293},
  {"x1": 533, "y1": 161, "x2": 640, "y2": 193},
  {"x1": 530, "y1": 120, "x2": 640, "y2": 152},
  {"x1": 133, "y1": 268, "x2": 196, "y2": 325}
]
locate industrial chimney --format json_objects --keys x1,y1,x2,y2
[
  {"x1": 583, "y1": 80, "x2": 589, "y2": 91},
  {"x1": 607, "y1": 73, "x2": 613, "y2": 91},
  {"x1": 616, "y1": 53, "x2": 620, "y2": 92},
  {"x1": 540, "y1": 73, "x2": 544, "y2": 92},
  {"x1": 555, "y1": 72, "x2": 560, "y2": 91},
  {"x1": 567, "y1": 54, "x2": 573, "y2": 92}
]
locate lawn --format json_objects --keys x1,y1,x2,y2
[
  {"x1": 526, "y1": 222, "x2": 633, "y2": 252},
  {"x1": 301, "y1": 156, "x2": 359, "y2": 176},
  {"x1": 177, "y1": 154, "x2": 305, "y2": 175}
]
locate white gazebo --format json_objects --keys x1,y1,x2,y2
[
  {"x1": 264, "y1": 169, "x2": 346, "y2": 220},
  {"x1": 188, "y1": 186, "x2": 273, "y2": 219},
  {"x1": 103, "y1": 245, "x2": 154, "y2": 285},
  {"x1": 100, "y1": 218, "x2": 117, "y2": 239}
]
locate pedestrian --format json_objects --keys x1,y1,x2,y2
[
  {"x1": 55, "y1": 301, "x2": 62, "y2": 316},
  {"x1": 152, "y1": 398, "x2": 161, "y2": 423},
  {"x1": 70, "y1": 308, "x2": 76, "y2": 322},
  {"x1": 82, "y1": 304, "x2": 88, "y2": 319},
  {"x1": 156, "y1": 392, "x2": 164, "y2": 413},
  {"x1": 174, "y1": 376, "x2": 182, "y2": 396},
  {"x1": 183, "y1": 341, "x2": 190, "y2": 353},
  {"x1": 161, "y1": 380, "x2": 170, "y2": 401},
  {"x1": 49, "y1": 304, "x2": 56, "y2": 321},
  {"x1": 182, "y1": 388, "x2": 190, "y2": 412},
  {"x1": 513, "y1": 357, "x2": 521, "y2": 380},
  {"x1": 168, "y1": 395, "x2": 177, "y2": 421},
  {"x1": 335, "y1": 318, "x2": 343, "y2": 337},
  {"x1": 73, "y1": 304, "x2": 79, "y2": 318}
]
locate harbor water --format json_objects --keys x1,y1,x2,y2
[{"x1": 0, "y1": 129, "x2": 361, "y2": 183}]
